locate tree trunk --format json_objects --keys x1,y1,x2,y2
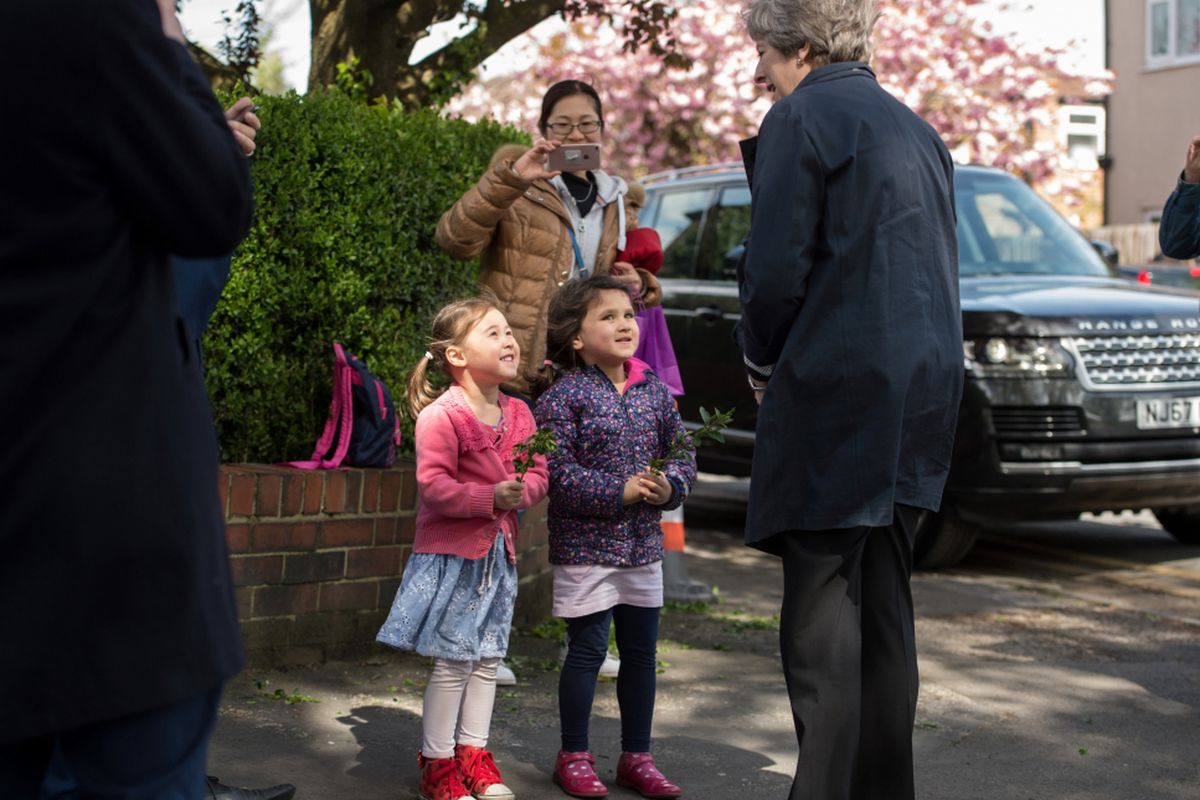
[
  {"x1": 308, "y1": 0, "x2": 562, "y2": 108},
  {"x1": 189, "y1": 41, "x2": 243, "y2": 92}
]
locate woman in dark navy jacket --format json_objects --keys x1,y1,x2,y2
[{"x1": 735, "y1": 1, "x2": 963, "y2": 798}]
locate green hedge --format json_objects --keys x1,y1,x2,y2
[{"x1": 204, "y1": 90, "x2": 524, "y2": 461}]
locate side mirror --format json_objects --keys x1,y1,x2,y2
[{"x1": 1090, "y1": 239, "x2": 1119, "y2": 269}]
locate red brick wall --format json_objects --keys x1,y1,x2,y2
[{"x1": 220, "y1": 462, "x2": 552, "y2": 667}]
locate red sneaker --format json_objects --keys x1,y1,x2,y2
[
  {"x1": 454, "y1": 744, "x2": 514, "y2": 800},
  {"x1": 552, "y1": 750, "x2": 608, "y2": 798},
  {"x1": 418, "y1": 752, "x2": 473, "y2": 800},
  {"x1": 615, "y1": 752, "x2": 682, "y2": 799}
]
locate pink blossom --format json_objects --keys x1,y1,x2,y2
[{"x1": 447, "y1": 0, "x2": 1112, "y2": 210}]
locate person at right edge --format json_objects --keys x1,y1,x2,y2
[
  {"x1": 735, "y1": 2, "x2": 963, "y2": 800},
  {"x1": 1159, "y1": 134, "x2": 1200, "y2": 260},
  {"x1": 0, "y1": 0, "x2": 250, "y2": 796}
]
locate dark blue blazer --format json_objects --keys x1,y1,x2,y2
[
  {"x1": 1159, "y1": 178, "x2": 1200, "y2": 260},
  {"x1": 0, "y1": 0, "x2": 251, "y2": 742},
  {"x1": 736, "y1": 62, "x2": 963, "y2": 543}
]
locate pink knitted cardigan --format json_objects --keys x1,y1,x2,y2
[{"x1": 412, "y1": 384, "x2": 549, "y2": 563}]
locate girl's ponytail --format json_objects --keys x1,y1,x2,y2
[{"x1": 406, "y1": 352, "x2": 442, "y2": 419}]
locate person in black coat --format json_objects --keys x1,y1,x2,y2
[
  {"x1": 0, "y1": 0, "x2": 252, "y2": 795},
  {"x1": 736, "y1": 1, "x2": 963, "y2": 798}
]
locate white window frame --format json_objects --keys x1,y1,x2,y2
[
  {"x1": 1059, "y1": 104, "x2": 1106, "y2": 169},
  {"x1": 1146, "y1": 0, "x2": 1200, "y2": 69}
]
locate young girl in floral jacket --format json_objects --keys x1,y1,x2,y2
[{"x1": 533, "y1": 275, "x2": 696, "y2": 799}]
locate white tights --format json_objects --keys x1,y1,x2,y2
[{"x1": 421, "y1": 657, "x2": 500, "y2": 759}]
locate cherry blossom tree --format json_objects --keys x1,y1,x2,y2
[
  {"x1": 448, "y1": 2, "x2": 765, "y2": 173},
  {"x1": 447, "y1": 0, "x2": 1111, "y2": 211},
  {"x1": 872, "y1": 1, "x2": 1109, "y2": 186}
]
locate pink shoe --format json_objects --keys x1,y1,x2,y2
[
  {"x1": 615, "y1": 752, "x2": 682, "y2": 799},
  {"x1": 552, "y1": 750, "x2": 608, "y2": 798}
]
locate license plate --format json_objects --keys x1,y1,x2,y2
[{"x1": 1136, "y1": 397, "x2": 1200, "y2": 429}]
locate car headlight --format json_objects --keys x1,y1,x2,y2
[{"x1": 963, "y1": 337, "x2": 1073, "y2": 377}]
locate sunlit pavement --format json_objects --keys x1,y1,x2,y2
[
  {"x1": 685, "y1": 476, "x2": 1200, "y2": 799},
  {"x1": 207, "y1": 476, "x2": 1200, "y2": 799}
]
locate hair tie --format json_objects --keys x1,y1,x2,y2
[
  {"x1": 424, "y1": 351, "x2": 434, "y2": 361},
  {"x1": 543, "y1": 359, "x2": 555, "y2": 367}
]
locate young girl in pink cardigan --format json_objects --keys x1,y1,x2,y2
[{"x1": 377, "y1": 295, "x2": 549, "y2": 800}]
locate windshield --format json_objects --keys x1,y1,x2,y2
[{"x1": 954, "y1": 170, "x2": 1113, "y2": 278}]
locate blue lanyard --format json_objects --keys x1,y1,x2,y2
[{"x1": 567, "y1": 226, "x2": 588, "y2": 278}]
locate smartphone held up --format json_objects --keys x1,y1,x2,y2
[{"x1": 547, "y1": 143, "x2": 601, "y2": 173}]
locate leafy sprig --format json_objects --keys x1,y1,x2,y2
[
  {"x1": 648, "y1": 407, "x2": 734, "y2": 474},
  {"x1": 513, "y1": 428, "x2": 558, "y2": 482}
]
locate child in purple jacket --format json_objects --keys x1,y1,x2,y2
[{"x1": 532, "y1": 275, "x2": 696, "y2": 799}]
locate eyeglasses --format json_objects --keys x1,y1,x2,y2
[{"x1": 546, "y1": 120, "x2": 602, "y2": 136}]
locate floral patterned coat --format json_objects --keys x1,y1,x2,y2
[{"x1": 534, "y1": 358, "x2": 696, "y2": 566}]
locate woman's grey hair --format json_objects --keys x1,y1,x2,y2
[{"x1": 743, "y1": 0, "x2": 880, "y2": 66}]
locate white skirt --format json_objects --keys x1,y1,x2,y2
[{"x1": 552, "y1": 560, "x2": 663, "y2": 618}]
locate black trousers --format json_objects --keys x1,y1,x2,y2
[
  {"x1": 560, "y1": 604, "x2": 661, "y2": 753},
  {"x1": 773, "y1": 504, "x2": 920, "y2": 800}
]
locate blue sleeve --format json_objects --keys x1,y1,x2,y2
[
  {"x1": 170, "y1": 256, "x2": 233, "y2": 341},
  {"x1": 1159, "y1": 178, "x2": 1200, "y2": 260},
  {"x1": 735, "y1": 103, "x2": 823, "y2": 381}
]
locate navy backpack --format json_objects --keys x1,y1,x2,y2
[{"x1": 292, "y1": 342, "x2": 401, "y2": 469}]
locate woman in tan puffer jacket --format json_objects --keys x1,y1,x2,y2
[{"x1": 436, "y1": 80, "x2": 659, "y2": 395}]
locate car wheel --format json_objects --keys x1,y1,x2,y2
[
  {"x1": 1152, "y1": 507, "x2": 1200, "y2": 545},
  {"x1": 913, "y1": 506, "x2": 980, "y2": 570}
]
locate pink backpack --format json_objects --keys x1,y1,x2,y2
[{"x1": 290, "y1": 343, "x2": 401, "y2": 469}]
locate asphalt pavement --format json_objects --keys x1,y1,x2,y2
[{"x1": 208, "y1": 484, "x2": 1200, "y2": 799}]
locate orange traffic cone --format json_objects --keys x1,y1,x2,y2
[{"x1": 662, "y1": 503, "x2": 716, "y2": 603}]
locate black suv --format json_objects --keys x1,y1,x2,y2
[{"x1": 640, "y1": 163, "x2": 1200, "y2": 567}]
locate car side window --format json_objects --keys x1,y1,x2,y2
[
  {"x1": 653, "y1": 188, "x2": 713, "y2": 279},
  {"x1": 974, "y1": 192, "x2": 1047, "y2": 263},
  {"x1": 969, "y1": 188, "x2": 1092, "y2": 274},
  {"x1": 697, "y1": 185, "x2": 752, "y2": 280},
  {"x1": 954, "y1": 170, "x2": 1111, "y2": 277}
]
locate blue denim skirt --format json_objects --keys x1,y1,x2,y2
[{"x1": 376, "y1": 530, "x2": 516, "y2": 661}]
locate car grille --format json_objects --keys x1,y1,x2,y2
[
  {"x1": 991, "y1": 406, "x2": 1087, "y2": 438},
  {"x1": 1069, "y1": 333, "x2": 1200, "y2": 389}
]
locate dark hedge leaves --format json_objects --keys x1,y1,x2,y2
[{"x1": 204, "y1": 90, "x2": 524, "y2": 461}]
